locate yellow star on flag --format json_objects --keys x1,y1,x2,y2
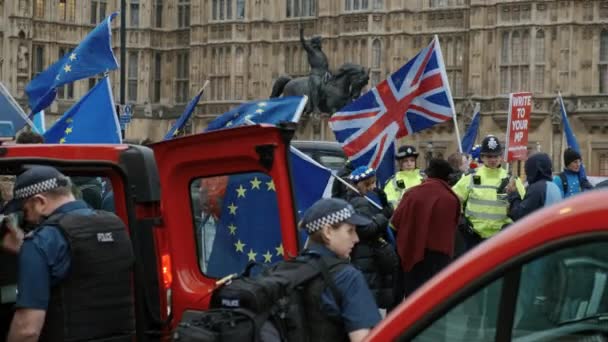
[
  {"x1": 64, "y1": 127, "x2": 73, "y2": 134},
  {"x1": 228, "y1": 203, "x2": 238, "y2": 215},
  {"x1": 250, "y1": 177, "x2": 261, "y2": 190},
  {"x1": 247, "y1": 249, "x2": 257, "y2": 261},
  {"x1": 255, "y1": 108, "x2": 264, "y2": 114},
  {"x1": 263, "y1": 251, "x2": 273, "y2": 263},
  {"x1": 234, "y1": 239, "x2": 246, "y2": 252},
  {"x1": 236, "y1": 185, "x2": 247, "y2": 198},
  {"x1": 69, "y1": 53, "x2": 77, "y2": 61},
  {"x1": 66, "y1": 118, "x2": 74, "y2": 123},
  {"x1": 228, "y1": 223, "x2": 237, "y2": 235},
  {"x1": 59, "y1": 137, "x2": 66, "y2": 144},
  {"x1": 266, "y1": 180, "x2": 276, "y2": 191},
  {"x1": 63, "y1": 64, "x2": 72, "y2": 73},
  {"x1": 258, "y1": 102, "x2": 267, "y2": 107},
  {"x1": 226, "y1": 121, "x2": 233, "y2": 127},
  {"x1": 275, "y1": 244, "x2": 284, "y2": 256}
]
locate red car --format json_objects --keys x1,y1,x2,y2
[{"x1": 367, "y1": 190, "x2": 608, "y2": 341}]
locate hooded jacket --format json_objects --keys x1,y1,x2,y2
[{"x1": 508, "y1": 153, "x2": 562, "y2": 221}]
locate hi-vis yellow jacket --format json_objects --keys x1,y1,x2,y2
[
  {"x1": 383, "y1": 169, "x2": 424, "y2": 206},
  {"x1": 452, "y1": 165, "x2": 525, "y2": 238}
]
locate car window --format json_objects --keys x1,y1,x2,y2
[
  {"x1": 413, "y1": 278, "x2": 504, "y2": 341},
  {"x1": 411, "y1": 241, "x2": 608, "y2": 342},
  {"x1": 191, "y1": 172, "x2": 284, "y2": 278},
  {"x1": 318, "y1": 154, "x2": 347, "y2": 171}
]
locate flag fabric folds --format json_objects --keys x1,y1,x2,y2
[
  {"x1": 43, "y1": 77, "x2": 121, "y2": 144},
  {"x1": 330, "y1": 36, "x2": 455, "y2": 172},
  {"x1": 205, "y1": 173, "x2": 284, "y2": 276},
  {"x1": 205, "y1": 96, "x2": 307, "y2": 132},
  {"x1": 164, "y1": 86, "x2": 206, "y2": 140},
  {"x1": 289, "y1": 147, "x2": 334, "y2": 217},
  {"x1": 558, "y1": 93, "x2": 587, "y2": 178},
  {"x1": 32, "y1": 111, "x2": 46, "y2": 134},
  {"x1": 461, "y1": 102, "x2": 480, "y2": 155},
  {"x1": 26, "y1": 12, "x2": 119, "y2": 114},
  {"x1": 0, "y1": 82, "x2": 36, "y2": 133}
]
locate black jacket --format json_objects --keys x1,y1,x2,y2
[
  {"x1": 345, "y1": 189, "x2": 398, "y2": 309},
  {"x1": 508, "y1": 153, "x2": 562, "y2": 221}
]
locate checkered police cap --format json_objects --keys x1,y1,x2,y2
[
  {"x1": 13, "y1": 165, "x2": 69, "y2": 200},
  {"x1": 300, "y1": 198, "x2": 372, "y2": 235}
]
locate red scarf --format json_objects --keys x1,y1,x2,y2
[{"x1": 390, "y1": 178, "x2": 461, "y2": 272}]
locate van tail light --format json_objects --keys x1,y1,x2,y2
[{"x1": 161, "y1": 253, "x2": 173, "y2": 318}]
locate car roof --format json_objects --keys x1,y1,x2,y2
[{"x1": 367, "y1": 189, "x2": 608, "y2": 340}]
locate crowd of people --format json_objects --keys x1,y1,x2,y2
[{"x1": 297, "y1": 134, "x2": 596, "y2": 340}]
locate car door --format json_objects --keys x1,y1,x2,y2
[
  {"x1": 367, "y1": 191, "x2": 608, "y2": 341},
  {"x1": 150, "y1": 124, "x2": 300, "y2": 326},
  {"x1": 0, "y1": 143, "x2": 164, "y2": 341}
]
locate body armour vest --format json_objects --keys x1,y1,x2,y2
[
  {"x1": 302, "y1": 259, "x2": 350, "y2": 342},
  {"x1": 39, "y1": 210, "x2": 135, "y2": 342}
]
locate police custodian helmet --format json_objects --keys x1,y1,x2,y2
[
  {"x1": 480, "y1": 135, "x2": 502, "y2": 156},
  {"x1": 395, "y1": 145, "x2": 419, "y2": 159}
]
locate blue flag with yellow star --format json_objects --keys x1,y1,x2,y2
[
  {"x1": 26, "y1": 12, "x2": 119, "y2": 114},
  {"x1": 204, "y1": 96, "x2": 307, "y2": 132},
  {"x1": 206, "y1": 172, "x2": 284, "y2": 277},
  {"x1": 43, "y1": 77, "x2": 121, "y2": 144},
  {"x1": 164, "y1": 85, "x2": 206, "y2": 140}
]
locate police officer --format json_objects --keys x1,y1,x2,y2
[
  {"x1": 0, "y1": 165, "x2": 134, "y2": 341},
  {"x1": 452, "y1": 136, "x2": 525, "y2": 250},
  {"x1": 300, "y1": 198, "x2": 381, "y2": 342},
  {"x1": 383, "y1": 145, "x2": 424, "y2": 206}
]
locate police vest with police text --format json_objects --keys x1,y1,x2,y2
[
  {"x1": 453, "y1": 166, "x2": 524, "y2": 239},
  {"x1": 39, "y1": 210, "x2": 135, "y2": 342}
]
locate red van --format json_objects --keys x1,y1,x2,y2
[{"x1": 0, "y1": 123, "x2": 301, "y2": 341}]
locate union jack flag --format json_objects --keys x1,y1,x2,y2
[{"x1": 330, "y1": 36, "x2": 455, "y2": 170}]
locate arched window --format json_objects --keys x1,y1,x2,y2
[
  {"x1": 372, "y1": 39, "x2": 381, "y2": 68},
  {"x1": 284, "y1": 46, "x2": 292, "y2": 73},
  {"x1": 455, "y1": 38, "x2": 463, "y2": 66},
  {"x1": 235, "y1": 47, "x2": 244, "y2": 74},
  {"x1": 601, "y1": 30, "x2": 608, "y2": 62},
  {"x1": 512, "y1": 31, "x2": 521, "y2": 63},
  {"x1": 535, "y1": 30, "x2": 545, "y2": 63},
  {"x1": 522, "y1": 31, "x2": 530, "y2": 62},
  {"x1": 501, "y1": 31, "x2": 510, "y2": 63}
]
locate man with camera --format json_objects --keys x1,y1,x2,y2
[
  {"x1": 383, "y1": 146, "x2": 425, "y2": 207},
  {"x1": 452, "y1": 135, "x2": 525, "y2": 250},
  {"x1": 0, "y1": 165, "x2": 134, "y2": 342}
]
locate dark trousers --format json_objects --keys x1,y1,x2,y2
[{"x1": 403, "y1": 250, "x2": 451, "y2": 298}]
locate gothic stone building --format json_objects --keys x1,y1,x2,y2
[{"x1": 4, "y1": 0, "x2": 608, "y2": 175}]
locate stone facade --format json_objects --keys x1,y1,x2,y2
[{"x1": 4, "y1": 0, "x2": 608, "y2": 175}]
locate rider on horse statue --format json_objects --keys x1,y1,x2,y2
[{"x1": 300, "y1": 27, "x2": 331, "y2": 114}]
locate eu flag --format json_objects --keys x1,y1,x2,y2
[
  {"x1": 43, "y1": 77, "x2": 121, "y2": 144},
  {"x1": 26, "y1": 12, "x2": 119, "y2": 114},
  {"x1": 558, "y1": 93, "x2": 587, "y2": 178},
  {"x1": 461, "y1": 102, "x2": 480, "y2": 155},
  {"x1": 205, "y1": 173, "x2": 284, "y2": 277},
  {"x1": 164, "y1": 83, "x2": 207, "y2": 140},
  {"x1": 205, "y1": 96, "x2": 307, "y2": 132}
]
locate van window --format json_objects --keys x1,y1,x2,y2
[{"x1": 192, "y1": 172, "x2": 284, "y2": 278}]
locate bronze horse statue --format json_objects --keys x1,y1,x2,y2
[{"x1": 270, "y1": 63, "x2": 370, "y2": 114}]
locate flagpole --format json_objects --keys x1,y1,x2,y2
[
  {"x1": 120, "y1": 2, "x2": 126, "y2": 139},
  {"x1": 433, "y1": 34, "x2": 463, "y2": 153}
]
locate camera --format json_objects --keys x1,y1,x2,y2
[{"x1": 396, "y1": 179, "x2": 405, "y2": 189}]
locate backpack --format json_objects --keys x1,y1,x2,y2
[{"x1": 172, "y1": 254, "x2": 347, "y2": 342}]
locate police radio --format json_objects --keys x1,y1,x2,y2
[
  {"x1": 473, "y1": 175, "x2": 481, "y2": 185},
  {"x1": 396, "y1": 179, "x2": 406, "y2": 189}
]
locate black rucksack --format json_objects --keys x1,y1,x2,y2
[{"x1": 172, "y1": 254, "x2": 347, "y2": 342}]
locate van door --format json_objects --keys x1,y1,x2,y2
[{"x1": 150, "y1": 124, "x2": 299, "y2": 326}]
